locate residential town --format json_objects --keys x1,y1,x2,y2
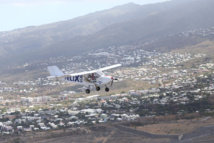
[
  {"x1": 0, "y1": 68, "x2": 213, "y2": 134},
  {"x1": 3, "y1": 42, "x2": 207, "y2": 94},
  {"x1": 0, "y1": 1, "x2": 214, "y2": 142},
  {"x1": 0, "y1": 44, "x2": 213, "y2": 134}
]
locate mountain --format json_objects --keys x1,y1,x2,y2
[
  {"x1": 0, "y1": 2, "x2": 165, "y2": 66},
  {"x1": 40, "y1": 0, "x2": 214, "y2": 57},
  {"x1": 0, "y1": 0, "x2": 214, "y2": 67}
]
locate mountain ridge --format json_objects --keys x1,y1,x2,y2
[{"x1": 0, "y1": 0, "x2": 214, "y2": 67}]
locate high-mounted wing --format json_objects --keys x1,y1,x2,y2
[
  {"x1": 52, "y1": 64, "x2": 121, "y2": 78},
  {"x1": 66, "y1": 64, "x2": 122, "y2": 76},
  {"x1": 57, "y1": 69, "x2": 99, "y2": 78},
  {"x1": 67, "y1": 70, "x2": 98, "y2": 77},
  {"x1": 99, "y1": 64, "x2": 122, "y2": 71}
]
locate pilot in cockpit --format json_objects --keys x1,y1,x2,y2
[
  {"x1": 91, "y1": 73, "x2": 96, "y2": 82},
  {"x1": 87, "y1": 73, "x2": 97, "y2": 83}
]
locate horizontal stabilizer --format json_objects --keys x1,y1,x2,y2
[{"x1": 47, "y1": 66, "x2": 64, "y2": 77}]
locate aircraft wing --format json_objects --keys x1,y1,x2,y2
[
  {"x1": 67, "y1": 70, "x2": 98, "y2": 77},
  {"x1": 57, "y1": 70, "x2": 98, "y2": 78},
  {"x1": 58, "y1": 64, "x2": 121, "y2": 78},
  {"x1": 99, "y1": 64, "x2": 122, "y2": 71}
]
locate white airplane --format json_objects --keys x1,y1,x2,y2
[{"x1": 47, "y1": 64, "x2": 121, "y2": 94}]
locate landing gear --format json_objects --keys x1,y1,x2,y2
[
  {"x1": 96, "y1": 86, "x2": 101, "y2": 91},
  {"x1": 105, "y1": 87, "x2": 109, "y2": 92},
  {"x1": 85, "y1": 89, "x2": 90, "y2": 94}
]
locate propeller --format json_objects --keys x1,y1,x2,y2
[{"x1": 111, "y1": 77, "x2": 118, "y2": 87}]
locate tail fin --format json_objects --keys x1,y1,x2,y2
[{"x1": 47, "y1": 66, "x2": 64, "y2": 77}]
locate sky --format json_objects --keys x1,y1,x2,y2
[{"x1": 0, "y1": 0, "x2": 169, "y2": 32}]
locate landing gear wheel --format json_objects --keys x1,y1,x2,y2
[
  {"x1": 96, "y1": 86, "x2": 101, "y2": 91},
  {"x1": 86, "y1": 89, "x2": 90, "y2": 94},
  {"x1": 105, "y1": 87, "x2": 109, "y2": 92}
]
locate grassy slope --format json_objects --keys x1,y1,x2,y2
[
  {"x1": 172, "y1": 40, "x2": 214, "y2": 68},
  {"x1": 174, "y1": 40, "x2": 214, "y2": 55}
]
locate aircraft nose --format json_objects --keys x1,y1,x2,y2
[{"x1": 103, "y1": 76, "x2": 113, "y2": 83}]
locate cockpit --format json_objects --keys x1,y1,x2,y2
[{"x1": 84, "y1": 72, "x2": 101, "y2": 83}]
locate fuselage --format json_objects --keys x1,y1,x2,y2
[
  {"x1": 59, "y1": 75, "x2": 112, "y2": 86},
  {"x1": 47, "y1": 64, "x2": 121, "y2": 94}
]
